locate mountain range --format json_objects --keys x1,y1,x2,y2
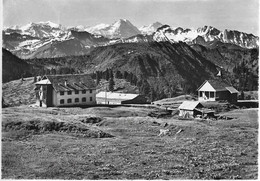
[{"x1": 3, "y1": 19, "x2": 259, "y2": 59}]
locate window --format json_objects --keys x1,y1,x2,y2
[
  {"x1": 67, "y1": 99, "x2": 72, "y2": 103},
  {"x1": 82, "y1": 97, "x2": 86, "y2": 102},
  {"x1": 205, "y1": 92, "x2": 209, "y2": 98},
  {"x1": 82, "y1": 90, "x2": 86, "y2": 94},
  {"x1": 199, "y1": 92, "x2": 202, "y2": 97},
  {"x1": 90, "y1": 97, "x2": 93, "y2": 101},
  {"x1": 89, "y1": 90, "x2": 92, "y2": 94},
  {"x1": 68, "y1": 91, "x2": 72, "y2": 95},
  {"x1": 60, "y1": 91, "x2": 64, "y2": 96},
  {"x1": 60, "y1": 99, "x2": 64, "y2": 104},
  {"x1": 210, "y1": 92, "x2": 214, "y2": 98},
  {"x1": 75, "y1": 90, "x2": 79, "y2": 94},
  {"x1": 75, "y1": 98, "x2": 79, "y2": 103}
]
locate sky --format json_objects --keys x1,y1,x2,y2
[{"x1": 2, "y1": 0, "x2": 259, "y2": 35}]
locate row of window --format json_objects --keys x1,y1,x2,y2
[
  {"x1": 199, "y1": 91, "x2": 215, "y2": 98},
  {"x1": 60, "y1": 90, "x2": 92, "y2": 96},
  {"x1": 60, "y1": 97, "x2": 93, "y2": 104}
]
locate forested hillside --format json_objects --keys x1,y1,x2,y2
[
  {"x1": 3, "y1": 41, "x2": 258, "y2": 101},
  {"x1": 2, "y1": 48, "x2": 33, "y2": 82}
]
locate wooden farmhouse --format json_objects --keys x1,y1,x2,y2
[
  {"x1": 197, "y1": 80, "x2": 238, "y2": 103},
  {"x1": 34, "y1": 74, "x2": 96, "y2": 107},
  {"x1": 96, "y1": 92, "x2": 147, "y2": 104}
]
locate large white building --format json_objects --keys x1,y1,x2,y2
[{"x1": 35, "y1": 74, "x2": 96, "y2": 107}]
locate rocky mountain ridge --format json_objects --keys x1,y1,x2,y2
[{"x1": 3, "y1": 20, "x2": 259, "y2": 59}]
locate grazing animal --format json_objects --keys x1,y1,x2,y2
[{"x1": 158, "y1": 129, "x2": 170, "y2": 136}]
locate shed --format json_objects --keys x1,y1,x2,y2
[
  {"x1": 178, "y1": 101, "x2": 204, "y2": 118},
  {"x1": 96, "y1": 92, "x2": 147, "y2": 104}
]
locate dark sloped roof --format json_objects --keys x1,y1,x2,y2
[
  {"x1": 43, "y1": 74, "x2": 96, "y2": 91},
  {"x1": 197, "y1": 79, "x2": 238, "y2": 93},
  {"x1": 207, "y1": 79, "x2": 230, "y2": 91}
]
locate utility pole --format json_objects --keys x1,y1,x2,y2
[{"x1": 105, "y1": 87, "x2": 107, "y2": 104}]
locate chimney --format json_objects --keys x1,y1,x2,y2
[{"x1": 64, "y1": 80, "x2": 67, "y2": 86}]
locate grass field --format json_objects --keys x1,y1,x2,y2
[{"x1": 2, "y1": 105, "x2": 258, "y2": 179}]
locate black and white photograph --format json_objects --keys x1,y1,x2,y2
[{"x1": 2, "y1": 0, "x2": 259, "y2": 179}]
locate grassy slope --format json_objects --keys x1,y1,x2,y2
[
  {"x1": 152, "y1": 95, "x2": 196, "y2": 108},
  {"x1": 2, "y1": 106, "x2": 258, "y2": 179},
  {"x1": 2, "y1": 77, "x2": 37, "y2": 106}
]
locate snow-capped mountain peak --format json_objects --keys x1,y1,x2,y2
[
  {"x1": 153, "y1": 25, "x2": 258, "y2": 48},
  {"x1": 39, "y1": 21, "x2": 61, "y2": 28},
  {"x1": 20, "y1": 21, "x2": 62, "y2": 31},
  {"x1": 85, "y1": 19, "x2": 140, "y2": 38},
  {"x1": 139, "y1": 21, "x2": 163, "y2": 35},
  {"x1": 112, "y1": 19, "x2": 134, "y2": 28},
  {"x1": 6, "y1": 21, "x2": 65, "y2": 39},
  {"x1": 3, "y1": 21, "x2": 259, "y2": 59}
]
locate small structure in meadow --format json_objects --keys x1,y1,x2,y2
[
  {"x1": 34, "y1": 74, "x2": 96, "y2": 107},
  {"x1": 178, "y1": 101, "x2": 204, "y2": 118},
  {"x1": 96, "y1": 92, "x2": 147, "y2": 104},
  {"x1": 197, "y1": 79, "x2": 238, "y2": 103}
]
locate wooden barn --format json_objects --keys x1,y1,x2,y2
[
  {"x1": 96, "y1": 92, "x2": 147, "y2": 104},
  {"x1": 178, "y1": 101, "x2": 204, "y2": 118},
  {"x1": 197, "y1": 80, "x2": 238, "y2": 103},
  {"x1": 34, "y1": 74, "x2": 96, "y2": 107}
]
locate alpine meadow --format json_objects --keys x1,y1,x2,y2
[{"x1": 2, "y1": 0, "x2": 259, "y2": 179}]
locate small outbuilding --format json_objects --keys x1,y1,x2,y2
[
  {"x1": 96, "y1": 92, "x2": 147, "y2": 104},
  {"x1": 197, "y1": 79, "x2": 238, "y2": 103},
  {"x1": 178, "y1": 101, "x2": 204, "y2": 118}
]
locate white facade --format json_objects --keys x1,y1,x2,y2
[
  {"x1": 53, "y1": 89, "x2": 96, "y2": 106},
  {"x1": 198, "y1": 81, "x2": 216, "y2": 102}
]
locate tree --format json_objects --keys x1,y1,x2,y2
[
  {"x1": 96, "y1": 71, "x2": 101, "y2": 85},
  {"x1": 109, "y1": 69, "x2": 113, "y2": 79},
  {"x1": 33, "y1": 76, "x2": 37, "y2": 83},
  {"x1": 115, "y1": 70, "x2": 122, "y2": 79},
  {"x1": 104, "y1": 69, "x2": 110, "y2": 81},
  {"x1": 240, "y1": 90, "x2": 245, "y2": 100},
  {"x1": 123, "y1": 71, "x2": 128, "y2": 79},
  {"x1": 21, "y1": 76, "x2": 24, "y2": 82},
  {"x1": 108, "y1": 77, "x2": 115, "y2": 91},
  {"x1": 45, "y1": 69, "x2": 50, "y2": 75},
  {"x1": 126, "y1": 72, "x2": 132, "y2": 82},
  {"x1": 149, "y1": 86, "x2": 156, "y2": 102},
  {"x1": 140, "y1": 80, "x2": 150, "y2": 96},
  {"x1": 50, "y1": 68, "x2": 56, "y2": 75}
]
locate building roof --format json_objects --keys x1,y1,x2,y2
[
  {"x1": 35, "y1": 79, "x2": 52, "y2": 85},
  {"x1": 178, "y1": 101, "x2": 203, "y2": 110},
  {"x1": 207, "y1": 80, "x2": 230, "y2": 91},
  {"x1": 40, "y1": 74, "x2": 96, "y2": 91},
  {"x1": 197, "y1": 79, "x2": 238, "y2": 93},
  {"x1": 225, "y1": 87, "x2": 239, "y2": 94},
  {"x1": 96, "y1": 92, "x2": 139, "y2": 101}
]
